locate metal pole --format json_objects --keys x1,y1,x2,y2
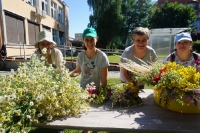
[
  {"x1": 169, "y1": 29, "x2": 172, "y2": 54},
  {"x1": 0, "y1": 0, "x2": 5, "y2": 46},
  {"x1": 23, "y1": 42, "x2": 25, "y2": 61},
  {"x1": 20, "y1": 42, "x2": 21, "y2": 56}
]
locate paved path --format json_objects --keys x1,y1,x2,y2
[
  {"x1": 0, "y1": 71, "x2": 120, "y2": 78},
  {"x1": 108, "y1": 71, "x2": 120, "y2": 78},
  {"x1": 0, "y1": 71, "x2": 12, "y2": 75}
]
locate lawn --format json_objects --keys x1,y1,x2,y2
[
  {"x1": 66, "y1": 54, "x2": 167, "y2": 63},
  {"x1": 65, "y1": 55, "x2": 121, "y2": 63}
]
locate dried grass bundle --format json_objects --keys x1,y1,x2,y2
[{"x1": 119, "y1": 57, "x2": 152, "y2": 76}]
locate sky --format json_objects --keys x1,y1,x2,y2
[
  {"x1": 64, "y1": 0, "x2": 158, "y2": 38},
  {"x1": 64, "y1": 0, "x2": 92, "y2": 38}
]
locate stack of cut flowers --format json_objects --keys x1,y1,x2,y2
[
  {"x1": 86, "y1": 83, "x2": 112, "y2": 104},
  {"x1": 119, "y1": 57, "x2": 200, "y2": 109},
  {"x1": 0, "y1": 53, "x2": 90, "y2": 133},
  {"x1": 110, "y1": 82, "x2": 143, "y2": 108}
]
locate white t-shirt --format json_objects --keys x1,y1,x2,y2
[{"x1": 77, "y1": 49, "x2": 109, "y2": 88}]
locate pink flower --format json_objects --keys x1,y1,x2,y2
[
  {"x1": 93, "y1": 88, "x2": 99, "y2": 94},
  {"x1": 87, "y1": 88, "x2": 92, "y2": 94},
  {"x1": 195, "y1": 60, "x2": 200, "y2": 65}
]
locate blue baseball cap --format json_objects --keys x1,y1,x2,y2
[
  {"x1": 175, "y1": 32, "x2": 192, "y2": 43},
  {"x1": 82, "y1": 28, "x2": 97, "y2": 38}
]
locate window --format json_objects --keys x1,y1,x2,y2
[
  {"x1": 42, "y1": 0, "x2": 48, "y2": 13},
  {"x1": 188, "y1": 3, "x2": 195, "y2": 8},
  {"x1": 59, "y1": 31, "x2": 64, "y2": 46},
  {"x1": 5, "y1": 12, "x2": 25, "y2": 44},
  {"x1": 51, "y1": 1, "x2": 57, "y2": 19},
  {"x1": 28, "y1": 21, "x2": 39, "y2": 45},
  {"x1": 58, "y1": 7, "x2": 63, "y2": 23},
  {"x1": 27, "y1": 0, "x2": 36, "y2": 6},
  {"x1": 52, "y1": 29, "x2": 58, "y2": 44},
  {"x1": 188, "y1": 3, "x2": 198, "y2": 10}
]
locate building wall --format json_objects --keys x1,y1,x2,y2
[
  {"x1": 0, "y1": 0, "x2": 69, "y2": 57},
  {"x1": 75, "y1": 33, "x2": 83, "y2": 41}
]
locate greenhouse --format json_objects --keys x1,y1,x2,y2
[{"x1": 149, "y1": 28, "x2": 190, "y2": 62}]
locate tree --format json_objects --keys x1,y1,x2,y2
[
  {"x1": 148, "y1": 2, "x2": 197, "y2": 29},
  {"x1": 87, "y1": 0, "x2": 152, "y2": 48}
]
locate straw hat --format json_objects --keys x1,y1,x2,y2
[{"x1": 34, "y1": 30, "x2": 56, "y2": 48}]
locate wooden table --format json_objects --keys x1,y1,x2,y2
[{"x1": 34, "y1": 90, "x2": 200, "y2": 133}]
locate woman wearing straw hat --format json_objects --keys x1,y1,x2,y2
[{"x1": 34, "y1": 30, "x2": 63, "y2": 69}]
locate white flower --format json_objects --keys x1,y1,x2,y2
[
  {"x1": 9, "y1": 94, "x2": 16, "y2": 100},
  {"x1": 0, "y1": 96, "x2": 6, "y2": 105},
  {"x1": 29, "y1": 101, "x2": 34, "y2": 106},
  {"x1": 47, "y1": 115, "x2": 53, "y2": 121},
  {"x1": 26, "y1": 115, "x2": 31, "y2": 119},
  {"x1": 0, "y1": 128, "x2": 5, "y2": 133},
  {"x1": 92, "y1": 94, "x2": 96, "y2": 98},
  {"x1": 37, "y1": 113, "x2": 43, "y2": 117},
  {"x1": 10, "y1": 69, "x2": 15, "y2": 74},
  {"x1": 52, "y1": 91, "x2": 57, "y2": 97},
  {"x1": 41, "y1": 56, "x2": 46, "y2": 61},
  {"x1": 12, "y1": 57, "x2": 15, "y2": 61},
  {"x1": 36, "y1": 94, "x2": 43, "y2": 102},
  {"x1": 41, "y1": 48, "x2": 47, "y2": 54}
]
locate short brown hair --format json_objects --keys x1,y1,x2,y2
[{"x1": 131, "y1": 27, "x2": 150, "y2": 40}]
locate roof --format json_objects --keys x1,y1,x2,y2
[{"x1": 150, "y1": 28, "x2": 191, "y2": 35}]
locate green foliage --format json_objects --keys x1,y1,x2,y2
[
  {"x1": 87, "y1": 0, "x2": 152, "y2": 48},
  {"x1": 192, "y1": 40, "x2": 200, "y2": 53},
  {"x1": 148, "y1": 2, "x2": 197, "y2": 28}
]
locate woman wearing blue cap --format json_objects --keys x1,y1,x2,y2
[
  {"x1": 69, "y1": 27, "x2": 109, "y2": 88},
  {"x1": 163, "y1": 32, "x2": 200, "y2": 72}
]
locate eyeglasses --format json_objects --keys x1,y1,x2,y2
[
  {"x1": 134, "y1": 39, "x2": 147, "y2": 44},
  {"x1": 177, "y1": 41, "x2": 191, "y2": 45}
]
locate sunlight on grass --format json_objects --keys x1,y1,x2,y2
[{"x1": 66, "y1": 54, "x2": 120, "y2": 63}]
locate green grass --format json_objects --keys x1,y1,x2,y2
[
  {"x1": 65, "y1": 54, "x2": 168, "y2": 64},
  {"x1": 65, "y1": 55, "x2": 120, "y2": 63}
]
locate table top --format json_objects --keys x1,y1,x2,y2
[{"x1": 34, "y1": 89, "x2": 200, "y2": 133}]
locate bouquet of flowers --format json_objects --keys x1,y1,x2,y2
[
  {"x1": 0, "y1": 53, "x2": 90, "y2": 133},
  {"x1": 119, "y1": 57, "x2": 200, "y2": 108},
  {"x1": 111, "y1": 82, "x2": 143, "y2": 108},
  {"x1": 139, "y1": 62, "x2": 200, "y2": 108},
  {"x1": 86, "y1": 83, "x2": 112, "y2": 104}
]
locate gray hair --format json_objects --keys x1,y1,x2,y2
[{"x1": 131, "y1": 27, "x2": 150, "y2": 40}]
